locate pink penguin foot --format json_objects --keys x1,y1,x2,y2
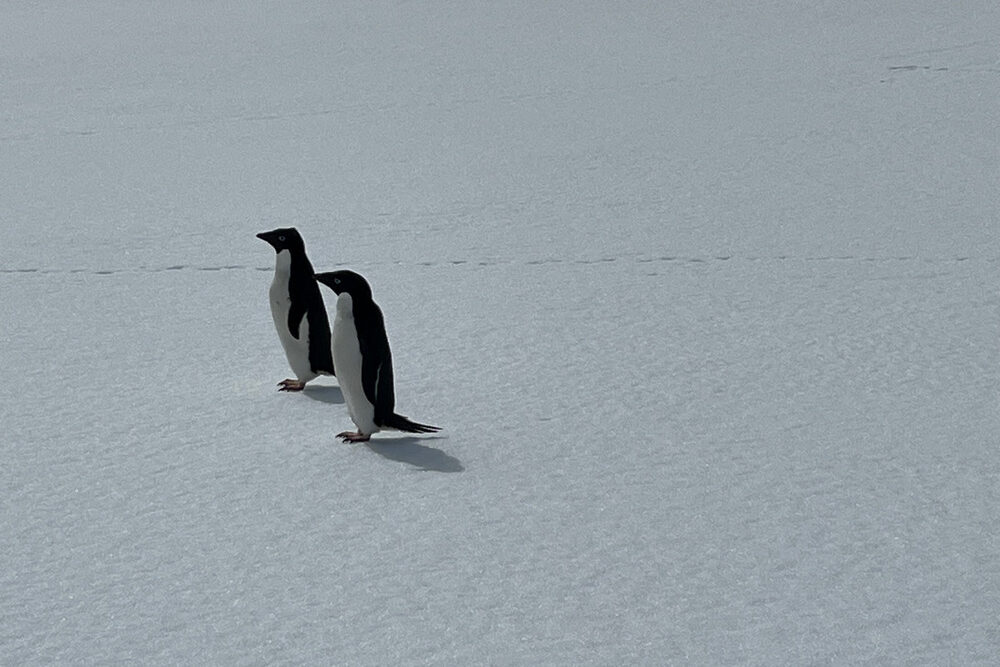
[
  {"x1": 337, "y1": 431, "x2": 371, "y2": 443},
  {"x1": 278, "y1": 379, "x2": 306, "y2": 392}
]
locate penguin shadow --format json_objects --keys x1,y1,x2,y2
[
  {"x1": 302, "y1": 384, "x2": 345, "y2": 404},
  {"x1": 364, "y1": 436, "x2": 464, "y2": 473}
]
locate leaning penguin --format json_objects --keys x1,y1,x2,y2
[
  {"x1": 257, "y1": 228, "x2": 335, "y2": 391},
  {"x1": 315, "y1": 270, "x2": 440, "y2": 442}
]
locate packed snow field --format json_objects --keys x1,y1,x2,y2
[{"x1": 2, "y1": 1, "x2": 998, "y2": 664}]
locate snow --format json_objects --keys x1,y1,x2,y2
[{"x1": 2, "y1": 1, "x2": 999, "y2": 664}]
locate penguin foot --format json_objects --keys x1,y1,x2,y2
[
  {"x1": 277, "y1": 379, "x2": 306, "y2": 391},
  {"x1": 337, "y1": 431, "x2": 371, "y2": 443}
]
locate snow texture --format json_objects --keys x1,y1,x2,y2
[{"x1": 2, "y1": 1, "x2": 999, "y2": 664}]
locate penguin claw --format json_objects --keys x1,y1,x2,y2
[
  {"x1": 337, "y1": 431, "x2": 371, "y2": 443},
  {"x1": 277, "y1": 379, "x2": 306, "y2": 392}
]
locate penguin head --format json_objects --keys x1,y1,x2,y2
[
  {"x1": 315, "y1": 270, "x2": 373, "y2": 300},
  {"x1": 256, "y1": 227, "x2": 305, "y2": 253}
]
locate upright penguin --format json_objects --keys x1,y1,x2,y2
[
  {"x1": 314, "y1": 270, "x2": 440, "y2": 442},
  {"x1": 257, "y1": 228, "x2": 335, "y2": 391}
]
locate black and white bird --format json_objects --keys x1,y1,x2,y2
[
  {"x1": 257, "y1": 227, "x2": 335, "y2": 391},
  {"x1": 314, "y1": 270, "x2": 440, "y2": 442}
]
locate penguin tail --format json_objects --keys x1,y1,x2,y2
[{"x1": 383, "y1": 413, "x2": 441, "y2": 434}]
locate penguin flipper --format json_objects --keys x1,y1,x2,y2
[
  {"x1": 359, "y1": 303, "x2": 396, "y2": 422},
  {"x1": 361, "y1": 350, "x2": 391, "y2": 417},
  {"x1": 287, "y1": 301, "x2": 306, "y2": 339}
]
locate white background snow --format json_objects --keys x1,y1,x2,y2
[{"x1": 2, "y1": 1, "x2": 998, "y2": 663}]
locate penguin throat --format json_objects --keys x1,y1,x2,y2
[
  {"x1": 274, "y1": 249, "x2": 292, "y2": 275},
  {"x1": 336, "y1": 292, "x2": 354, "y2": 319}
]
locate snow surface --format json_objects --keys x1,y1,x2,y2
[{"x1": 2, "y1": 1, "x2": 999, "y2": 664}]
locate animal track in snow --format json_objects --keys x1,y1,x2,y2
[{"x1": 0, "y1": 255, "x2": 985, "y2": 277}]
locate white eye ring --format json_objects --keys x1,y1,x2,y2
[
  {"x1": 278, "y1": 235, "x2": 286, "y2": 242},
  {"x1": 334, "y1": 278, "x2": 341, "y2": 285}
]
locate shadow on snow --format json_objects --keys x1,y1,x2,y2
[
  {"x1": 365, "y1": 436, "x2": 464, "y2": 473},
  {"x1": 300, "y1": 386, "x2": 458, "y2": 471},
  {"x1": 302, "y1": 384, "x2": 344, "y2": 404}
]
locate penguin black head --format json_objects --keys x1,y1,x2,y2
[
  {"x1": 315, "y1": 270, "x2": 373, "y2": 300},
  {"x1": 256, "y1": 227, "x2": 305, "y2": 253}
]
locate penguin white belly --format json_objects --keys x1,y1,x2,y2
[
  {"x1": 333, "y1": 295, "x2": 378, "y2": 435},
  {"x1": 269, "y1": 252, "x2": 316, "y2": 383}
]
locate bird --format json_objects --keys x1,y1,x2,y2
[
  {"x1": 257, "y1": 227, "x2": 335, "y2": 391},
  {"x1": 314, "y1": 270, "x2": 440, "y2": 442}
]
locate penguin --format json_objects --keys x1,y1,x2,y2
[
  {"x1": 256, "y1": 227, "x2": 335, "y2": 391},
  {"x1": 314, "y1": 270, "x2": 440, "y2": 442}
]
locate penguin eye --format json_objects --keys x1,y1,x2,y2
[
  {"x1": 334, "y1": 278, "x2": 341, "y2": 285},
  {"x1": 278, "y1": 235, "x2": 286, "y2": 242}
]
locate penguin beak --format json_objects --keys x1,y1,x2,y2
[
  {"x1": 314, "y1": 273, "x2": 335, "y2": 291},
  {"x1": 256, "y1": 231, "x2": 277, "y2": 248}
]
